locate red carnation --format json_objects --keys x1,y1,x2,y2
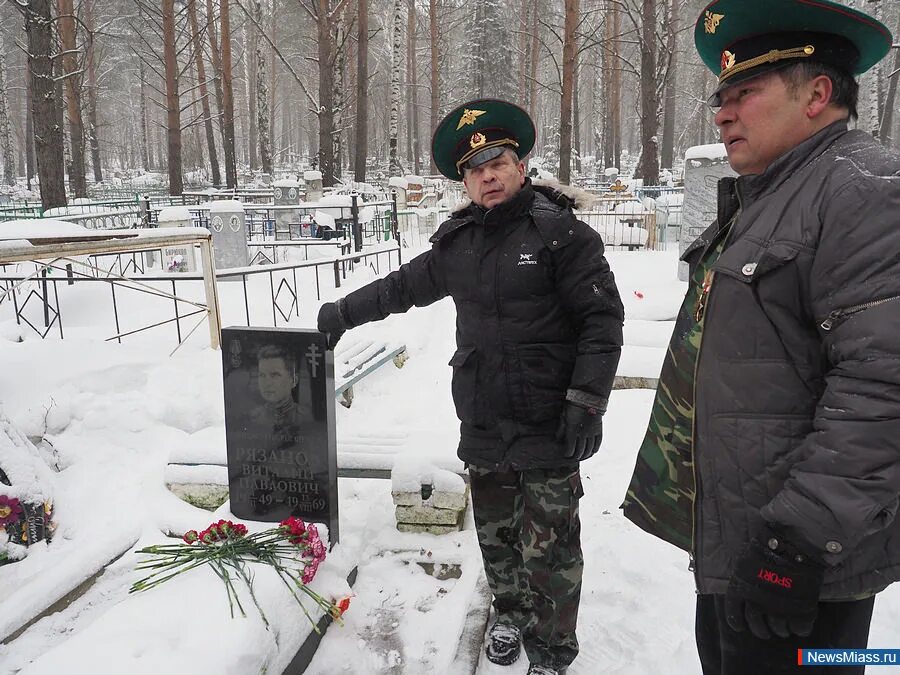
[{"x1": 183, "y1": 530, "x2": 199, "y2": 544}]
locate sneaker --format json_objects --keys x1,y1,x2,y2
[
  {"x1": 485, "y1": 622, "x2": 521, "y2": 665},
  {"x1": 527, "y1": 665, "x2": 566, "y2": 675}
]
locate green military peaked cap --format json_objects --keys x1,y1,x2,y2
[
  {"x1": 431, "y1": 99, "x2": 536, "y2": 181},
  {"x1": 695, "y1": 0, "x2": 893, "y2": 103}
]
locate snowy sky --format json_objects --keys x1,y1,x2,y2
[{"x1": 0, "y1": 235, "x2": 898, "y2": 674}]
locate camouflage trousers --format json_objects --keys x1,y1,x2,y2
[{"x1": 469, "y1": 464, "x2": 584, "y2": 668}]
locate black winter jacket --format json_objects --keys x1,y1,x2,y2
[{"x1": 340, "y1": 181, "x2": 624, "y2": 469}]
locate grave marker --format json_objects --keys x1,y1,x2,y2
[{"x1": 222, "y1": 327, "x2": 339, "y2": 542}]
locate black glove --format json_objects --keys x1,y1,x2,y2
[
  {"x1": 317, "y1": 301, "x2": 346, "y2": 350},
  {"x1": 557, "y1": 399, "x2": 605, "y2": 461},
  {"x1": 725, "y1": 532, "x2": 825, "y2": 640}
]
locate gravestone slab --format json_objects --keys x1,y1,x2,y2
[
  {"x1": 680, "y1": 143, "x2": 736, "y2": 281},
  {"x1": 222, "y1": 327, "x2": 339, "y2": 542},
  {"x1": 208, "y1": 200, "x2": 250, "y2": 269}
]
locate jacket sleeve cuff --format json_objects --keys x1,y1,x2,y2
[{"x1": 566, "y1": 388, "x2": 608, "y2": 412}]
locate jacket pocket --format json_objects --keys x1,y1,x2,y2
[
  {"x1": 713, "y1": 239, "x2": 804, "y2": 284},
  {"x1": 449, "y1": 346, "x2": 478, "y2": 424},
  {"x1": 514, "y1": 342, "x2": 576, "y2": 423}
]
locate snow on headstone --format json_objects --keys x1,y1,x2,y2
[{"x1": 1, "y1": 409, "x2": 55, "y2": 564}]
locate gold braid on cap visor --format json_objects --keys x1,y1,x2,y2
[
  {"x1": 455, "y1": 138, "x2": 520, "y2": 172},
  {"x1": 718, "y1": 45, "x2": 816, "y2": 83}
]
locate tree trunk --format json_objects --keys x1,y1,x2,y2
[
  {"x1": 139, "y1": 59, "x2": 150, "y2": 171},
  {"x1": 254, "y1": 0, "x2": 273, "y2": 175},
  {"x1": 58, "y1": 0, "x2": 87, "y2": 197},
  {"x1": 389, "y1": 0, "x2": 403, "y2": 176},
  {"x1": 408, "y1": 0, "x2": 420, "y2": 173},
  {"x1": 317, "y1": 0, "x2": 336, "y2": 185},
  {"x1": 189, "y1": 0, "x2": 221, "y2": 186},
  {"x1": 220, "y1": 0, "x2": 238, "y2": 188},
  {"x1": 25, "y1": 65, "x2": 36, "y2": 189},
  {"x1": 205, "y1": 0, "x2": 228, "y2": 185},
  {"x1": 878, "y1": 9, "x2": 900, "y2": 147},
  {"x1": 573, "y1": 62, "x2": 581, "y2": 174},
  {"x1": 558, "y1": 0, "x2": 578, "y2": 183},
  {"x1": 245, "y1": 10, "x2": 258, "y2": 170},
  {"x1": 84, "y1": 0, "x2": 103, "y2": 183},
  {"x1": 269, "y1": 0, "x2": 278, "y2": 163},
  {"x1": 639, "y1": 0, "x2": 659, "y2": 186},
  {"x1": 354, "y1": 0, "x2": 369, "y2": 181},
  {"x1": 518, "y1": 0, "x2": 530, "y2": 110},
  {"x1": 660, "y1": 0, "x2": 678, "y2": 170},
  {"x1": 429, "y1": 0, "x2": 439, "y2": 173},
  {"x1": 528, "y1": 0, "x2": 539, "y2": 123},
  {"x1": 332, "y1": 11, "x2": 346, "y2": 182},
  {"x1": 21, "y1": 0, "x2": 66, "y2": 209},
  {"x1": 0, "y1": 38, "x2": 14, "y2": 186},
  {"x1": 163, "y1": 0, "x2": 184, "y2": 195}
]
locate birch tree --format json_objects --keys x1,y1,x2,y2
[
  {"x1": 353, "y1": 0, "x2": 368, "y2": 181},
  {"x1": 254, "y1": 0, "x2": 272, "y2": 174},
  {"x1": 388, "y1": 0, "x2": 403, "y2": 176},
  {"x1": 0, "y1": 34, "x2": 14, "y2": 186}
]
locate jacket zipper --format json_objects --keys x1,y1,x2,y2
[
  {"x1": 820, "y1": 295, "x2": 900, "y2": 331},
  {"x1": 690, "y1": 198, "x2": 741, "y2": 587}
]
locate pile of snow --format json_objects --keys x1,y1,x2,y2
[
  {"x1": 303, "y1": 171, "x2": 323, "y2": 182},
  {"x1": 0, "y1": 218, "x2": 90, "y2": 241},
  {"x1": 388, "y1": 177, "x2": 408, "y2": 190},
  {"x1": 273, "y1": 178, "x2": 301, "y2": 188},
  {"x1": 156, "y1": 206, "x2": 193, "y2": 224},
  {"x1": 685, "y1": 143, "x2": 728, "y2": 164},
  {"x1": 207, "y1": 200, "x2": 244, "y2": 214}
]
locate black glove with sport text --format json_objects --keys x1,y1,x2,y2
[
  {"x1": 725, "y1": 532, "x2": 825, "y2": 640},
  {"x1": 557, "y1": 390, "x2": 607, "y2": 461},
  {"x1": 317, "y1": 300, "x2": 347, "y2": 350}
]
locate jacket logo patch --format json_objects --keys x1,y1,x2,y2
[{"x1": 518, "y1": 253, "x2": 537, "y2": 266}]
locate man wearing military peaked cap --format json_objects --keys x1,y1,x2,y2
[
  {"x1": 696, "y1": 0, "x2": 892, "y2": 107},
  {"x1": 622, "y1": 1, "x2": 900, "y2": 672},
  {"x1": 319, "y1": 97, "x2": 624, "y2": 674}
]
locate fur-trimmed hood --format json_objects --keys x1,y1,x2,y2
[{"x1": 450, "y1": 178, "x2": 598, "y2": 216}]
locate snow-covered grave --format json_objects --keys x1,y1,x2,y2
[{"x1": 2, "y1": 240, "x2": 899, "y2": 674}]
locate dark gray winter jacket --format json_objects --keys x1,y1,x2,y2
[
  {"x1": 688, "y1": 121, "x2": 900, "y2": 598},
  {"x1": 339, "y1": 180, "x2": 624, "y2": 470}
]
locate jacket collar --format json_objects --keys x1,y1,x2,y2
[
  {"x1": 736, "y1": 119, "x2": 848, "y2": 202},
  {"x1": 468, "y1": 179, "x2": 535, "y2": 226}
]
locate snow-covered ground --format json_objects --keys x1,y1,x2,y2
[{"x1": 0, "y1": 245, "x2": 898, "y2": 674}]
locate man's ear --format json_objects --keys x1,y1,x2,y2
[
  {"x1": 518, "y1": 161, "x2": 526, "y2": 185},
  {"x1": 807, "y1": 75, "x2": 835, "y2": 119}
]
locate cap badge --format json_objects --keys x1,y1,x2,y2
[
  {"x1": 721, "y1": 50, "x2": 736, "y2": 71},
  {"x1": 704, "y1": 10, "x2": 724, "y2": 34},
  {"x1": 470, "y1": 132, "x2": 487, "y2": 149},
  {"x1": 456, "y1": 108, "x2": 486, "y2": 130}
]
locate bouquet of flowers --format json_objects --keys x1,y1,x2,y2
[{"x1": 130, "y1": 516, "x2": 350, "y2": 631}]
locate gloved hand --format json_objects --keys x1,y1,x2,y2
[
  {"x1": 725, "y1": 532, "x2": 825, "y2": 639},
  {"x1": 317, "y1": 301, "x2": 346, "y2": 350},
  {"x1": 557, "y1": 401, "x2": 604, "y2": 461}
]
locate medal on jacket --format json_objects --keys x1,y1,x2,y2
[{"x1": 695, "y1": 270, "x2": 714, "y2": 323}]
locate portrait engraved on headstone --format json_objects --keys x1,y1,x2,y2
[{"x1": 222, "y1": 327, "x2": 339, "y2": 541}]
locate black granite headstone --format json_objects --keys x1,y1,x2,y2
[{"x1": 222, "y1": 327, "x2": 339, "y2": 542}]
